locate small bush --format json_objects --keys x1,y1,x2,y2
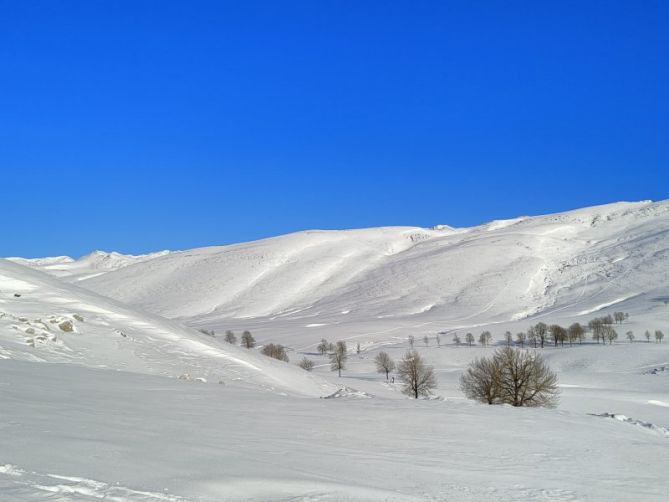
[
  {"x1": 298, "y1": 357, "x2": 315, "y2": 371},
  {"x1": 261, "y1": 343, "x2": 289, "y2": 362},
  {"x1": 73, "y1": 314, "x2": 85, "y2": 322}
]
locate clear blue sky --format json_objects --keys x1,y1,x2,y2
[{"x1": 2, "y1": 1, "x2": 668, "y2": 258}]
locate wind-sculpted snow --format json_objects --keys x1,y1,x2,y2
[
  {"x1": 3, "y1": 200, "x2": 669, "y2": 500},
  {"x1": 1, "y1": 360, "x2": 668, "y2": 501},
  {"x1": 58, "y1": 200, "x2": 669, "y2": 350},
  {"x1": 0, "y1": 259, "x2": 334, "y2": 397}
]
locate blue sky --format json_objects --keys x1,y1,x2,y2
[{"x1": 2, "y1": 1, "x2": 668, "y2": 257}]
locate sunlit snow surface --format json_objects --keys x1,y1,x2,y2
[{"x1": 2, "y1": 200, "x2": 669, "y2": 501}]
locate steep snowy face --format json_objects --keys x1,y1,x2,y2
[
  {"x1": 75, "y1": 200, "x2": 669, "y2": 330},
  {"x1": 0, "y1": 259, "x2": 333, "y2": 396}
]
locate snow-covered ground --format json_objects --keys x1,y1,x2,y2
[{"x1": 1, "y1": 200, "x2": 669, "y2": 500}]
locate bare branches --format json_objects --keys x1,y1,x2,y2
[
  {"x1": 460, "y1": 347, "x2": 559, "y2": 408},
  {"x1": 374, "y1": 351, "x2": 395, "y2": 380},
  {"x1": 397, "y1": 350, "x2": 437, "y2": 398}
]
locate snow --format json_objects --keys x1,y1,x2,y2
[{"x1": 2, "y1": 199, "x2": 669, "y2": 500}]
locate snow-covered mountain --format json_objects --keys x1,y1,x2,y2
[
  {"x1": 3, "y1": 200, "x2": 669, "y2": 501},
  {"x1": 8, "y1": 249, "x2": 171, "y2": 281},
  {"x1": 54, "y1": 200, "x2": 669, "y2": 345}
]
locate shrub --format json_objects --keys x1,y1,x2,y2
[
  {"x1": 460, "y1": 347, "x2": 559, "y2": 408},
  {"x1": 261, "y1": 343, "x2": 289, "y2": 362},
  {"x1": 298, "y1": 357, "x2": 315, "y2": 371}
]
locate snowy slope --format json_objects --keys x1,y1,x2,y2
[
  {"x1": 71, "y1": 200, "x2": 669, "y2": 347},
  {"x1": 0, "y1": 259, "x2": 333, "y2": 397},
  {"x1": 8, "y1": 249, "x2": 171, "y2": 281},
  {"x1": 2, "y1": 201, "x2": 669, "y2": 501},
  {"x1": 1, "y1": 350, "x2": 668, "y2": 502}
]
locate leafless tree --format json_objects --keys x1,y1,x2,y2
[
  {"x1": 408, "y1": 335, "x2": 415, "y2": 349},
  {"x1": 423, "y1": 335, "x2": 429, "y2": 347},
  {"x1": 590, "y1": 318, "x2": 604, "y2": 344},
  {"x1": 261, "y1": 343, "x2": 289, "y2": 362},
  {"x1": 497, "y1": 347, "x2": 559, "y2": 407},
  {"x1": 568, "y1": 323, "x2": 584, "y2": 345},
  {"x1": 656, "y1": 330, "x2": 665, "y2": 343},
  {"x1": 465, "y1": 333, "x2": 475, "y2": 346},
  {"x1": 356, "y1": 342, "x2": 361, "y2": 354},
  {"x1": 461, "y1": 347, "x2": 559, "y2": 408},
  {"x1": 626, "y1": 331, "x2": 635, "y2": 343},
  {"x1": 397, "y1": 350, "x2": 437, "y2": 398},
  {"x1": 534, "y1": 322, "x2": 548, "y2": 348},
  {"x1": 453, "y1": 333, "x2": 461, "y2": 346},
  {"x1": 241, "y1": 330, "x2": 256, "y2": 348},
  {"x1": 549, "y1": 324, "x2": 567, "y2": 347},
  {"x1": 224, "y1": 330, "x2": 237, "y2": 344},
  {"x1": 330, "y1": 341, "x2": 348, "y2": 376},
  {"x1": 317, "y1": 338, "x2": 331, "y2": 356},
  {"x1": 614, "y1": 312, "x2": 625, "y2": 324},
  {"x1": 460, "y1": 355, "x2": 501, "y2": 404},
  {"x1": 298, "y1": 357, "x2": 315, "y2": 371},
  {"x1": 527, "y1": 326, "x2": 538, "y2": 348},
  {"x1": 504, "y1": 331, "x2": 513, "y2": 346},
  {"x1": 645, "y1": 330, "x2": 652, "y2": 343},
  {"x1": 516, "y1": 332, "x2": 526, "y2": 348},
  {"x1": 435, "y1": 334, "x2": 441, "y2": 347},
  {"x1": 479, "y1": 331, "x2": 492, "y2": 347},
  {"x1": 603, "y1": 325, "x2": 618, "y2": 345},
  {"x1": 374, "y1": 351, "x2": 395, "y2": 380}
]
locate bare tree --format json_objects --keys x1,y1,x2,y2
[
  {"x1": 374, "y1": 351, "x2": 396, "y2": 380},
  {"x1": 568, "y1": 323, "x2": 584, "y2": 345},
  {"x1": 461, "y1": 347, "x2": 559, "y2": 408},
  {"x1": 626, "y1": 331, "x2": 635, "y2": 343},
  {"x1": 261, "y1": 343, "x2": 289, "y2": 362},
  {"x1": 356, "y1": 342, "x2": 361, "y2": 354},
  {"x1": 317, "y1": 338, "x2": 330, "y2": 356},
  {"x1": 397, "y1": 350, "x2": 437, "y2": 398},
  {"x1": 527, "y1": 326, "x2": 538, "y2": 348},
  {"x1": 549, "y1": 324, "x2": 567, "y2": 347},
  {"x1": 534, "y1": 322, "x2": 548, "y2": 348},
  {"x1": 656, "y1": 330, "x2": 665, "y2": 343},
  {"x1": 298, "y1": 357, "x2": 315, "y2": 371},
  {"x1": 645, "y1": 330, "x2": 652, "y2": 343},
  {"x1": 496, "y1": 347, "x2": 559, "y2": 407},
  {"x1": 603, "y1": 325, "x2": 618, "y2": 345},
  {"x1": 408, "y1": 335, "x2": 415, "y2": 349},
  {"x1": 224, "y1": 330, "x2": 237, "y2": 344},
  {"x1": 453, "y1": 333, "x2": 461, "y2": 346},
  {"x1": 460, "y1": 355, "x2": 501, "y2": 404},
  {"x1": 465, "y1": 333, "x2": 475, "y2": 346},
  {"x1": 330, "y1": 341, "x2": 348, "y2": 376},
  {"x1": 479, "y1": 331, "x2": 492, "y2": 347},
  {"x1": 435, "y1": 334, "x2": 441, "y2": 347},
  {"x1": 504, "y1": 331, "x2": 513, "y2": 346},
  {"x1": 241, "y1": 330, "x2": 256, "y2": 348},
  {"x1": 614, "y1": 311, "x2": 625, "y2": 324},
  {"x1": 515, "y1": 332, "x2": 526, "y2": 348},
  {"x1": 423, "y1": 335, "x2": 429, "y2": 347},
  {"x1": 590, "y1": 318, "x2": 604, "y2": 344}
]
